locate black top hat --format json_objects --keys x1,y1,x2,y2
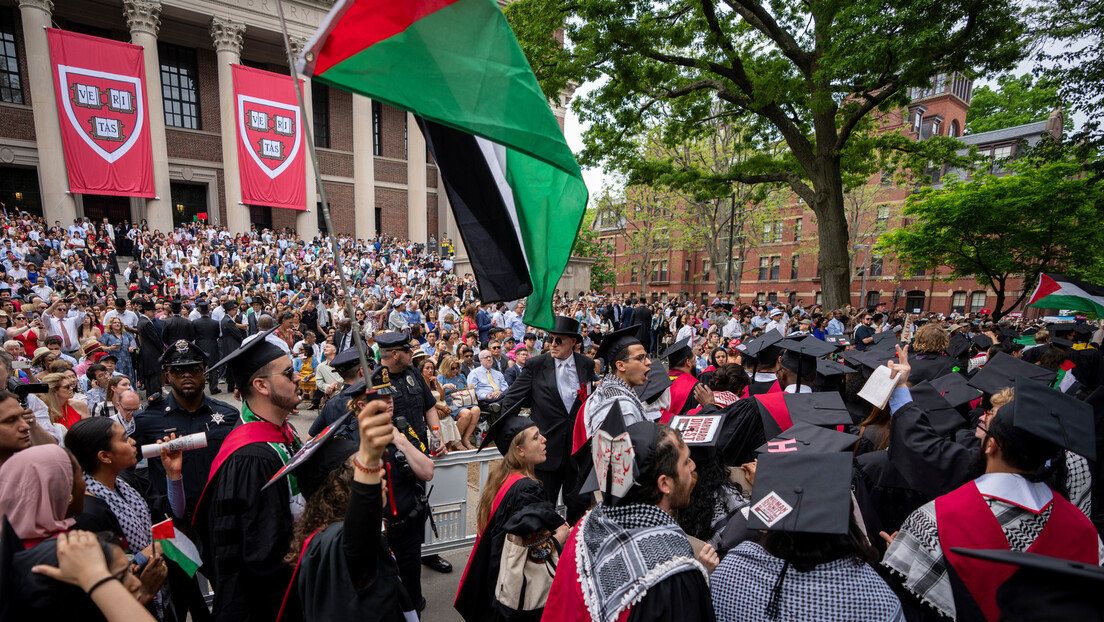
[
  {"x1": 209, "y1": 329, "x2": 289, "y2": 390},
  {"x1": 548, "y1": 316, "x2": 582, "y2": 341}
]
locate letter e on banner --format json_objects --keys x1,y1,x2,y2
[{"x1": 233, "y1": 65, "x2": 306, "y2": 211}]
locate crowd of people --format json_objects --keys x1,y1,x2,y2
[{"x1": 0, "y1": 210, "x2": 1101, "y2": 622}]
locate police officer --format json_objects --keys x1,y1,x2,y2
[
  {"x1": 376, "y1": 331, "x2": 445, "y2": 609},
  {"x1": 307, "y1": 346, "x2": 370, "y2": 439},
  {"x1": 131, "y1": 339, "x2": 238, "y2": 622}
]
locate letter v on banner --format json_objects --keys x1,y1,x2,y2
[
  {"x1": 47, "y1": 29, "x2": 154, "y2": 197},
  {"x1": 232, "y1": 65, "x2": 306, "y2": 211}
]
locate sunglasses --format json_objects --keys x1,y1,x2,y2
[
  {"x1": 169, "y1": 364, "x2": 204, "y2": 376},
  {"x1": 550, "y1": 336, "x2": 572, "y2": 345},
  {"x1": 60, "y1": 383, "x2": 77, "y2": 391},
  {"x1": 264, "y1": 366, "x2": 296, "y2": 382}
]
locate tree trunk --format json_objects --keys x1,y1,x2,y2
[{"x1": 811, "y1": 158, "x2": 852, "y2": 311}]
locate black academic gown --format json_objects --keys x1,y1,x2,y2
[
  {"x1": 6, "y1": 537, "x2": 109, "y2": 622},
  {"x1": 197, "y1": 443, "x2": 296, "y2": 622},
  {"x1": 907, "y1": 352, "x2": 957, "y2": 383},
  {"x1": 702, "y1": 399, "x2": 767, "y2": 468},
  {"x1": 456, "y1": 477, "x2": 560, "y2": 622}
]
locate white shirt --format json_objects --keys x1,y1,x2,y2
[
  {"x1": 555, "y1": 356, "x2": 577, "y2": 412},
  {"x1": 44, "y1": 309, "x2": 87, "y2": 352}
]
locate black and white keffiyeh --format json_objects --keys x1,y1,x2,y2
[
  {"x1": 83, "y1": 473, "x2": 152, "y2": 552},
  {"x1": 1065, "y1": 450, "x2": 1093, "y2": 518},
  {"x1": 576, "y1": 502, "x2": 706, "y2": 622},
  {"x1": 584, "y1": 374, "x2": 648, "y2": 437}
]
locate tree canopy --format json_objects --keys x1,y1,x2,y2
[
  {"x1": 877, "y1": 156, "x2": 1104, "y2": 319},
  {"x1": 965, "y1": 74, "x2": 1066, "y2": 135},
  {"x1": 506, "y1": 0, "x2": 1028, "y2": 309}
]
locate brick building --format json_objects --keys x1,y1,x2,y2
[
  {"x1": 598, "y1": 74, "x2": 1063, "y2": 316},
  {"x1": 0, "y1": 0, "x2": 569, "y2": 242}
]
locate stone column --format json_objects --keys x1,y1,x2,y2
[
  {"x1": 18, "y1": 0, "x2": 77, "y2": 225},
  {"x1": 406, "y1": 111, "x2": 427, "y2": 246},
  {"x1": 210, "y1": 17, "x2": 248, "y2": 234},
  {"x1": 352, "y1": 94, "x2": 376, "y2": 240},
  {"x1": 288, "y1": 36, "x2": 318, "y2": 241},
  {"x1": 124, "y1": 0, "x2": 173, "y2": 233}
]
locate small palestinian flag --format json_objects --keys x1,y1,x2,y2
[
  {"x1": 1027, "y1": 273, "x2": 1104, "y2": 317},
  {"x1": 299, "y1": 0, "x2": 588, "y2": 331},
  {"x1": 152, "y1": 518, "x2": 202, "y2": 577}
]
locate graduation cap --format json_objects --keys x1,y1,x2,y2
[
  {"x1": 930, "y1": 372, "x2": 982, "y2": 408},
  {"x1": 971, "y1": 334, "x2": 994, "y2": 350},
  {"x1": 784, "y1": 392, "x2": 853, "y2": 427},
  {"x1": 635, "y1": 359, "x2": 673, "y2": 404},
  {"x1": 867, "y1": 331, "x2": 903, "y2": 351},
  {"x1": 209, "y1": 328, "x2": 289, "y2": 389},
  {"x1": 1072, "y1": 323, "x2": 1094, "y2": 337},
  {"x1": 669, "y1": 413, "x2": 724, "y2": 464},
  {"x1": 478, "y1": 401, "x2": 536, "y2": 457},
  {"x1": 658, "y1": 337, "x2": 693, "y2": 368},
  {"x1": 951, "y1": 548, "x2": 1104, "y2": 620},
  {"x1": 262, "y1": 410, "x2": 357, "y2": 492},
  {"x1": 816, "y1": 358, "x2": 857, "y2": 378},
  {"x1": 1004, "y1": 376, "x2": 1095, "y2": 460},
  {"x1": 755, "y1": 421, "x2": 860, "y2": 454},
  {"x1": 823, "y1": 335, "x2": 851, "y2": 348},
  {"x1": 1048, "y1": 322, "x2": 1077, "y2": 335},
  {"x1": 946, "y1": 333, "x2": 972, "y2": 359},
  {"x1": 968, "y1": 352, "x2": 1057, "y2": 396},
  {"x1": 777, "y1": 337, "x2": 837, "y2": 393},
  {"x1": 747, "y1": 452, "x2": 853, "y2": 535},
  {"x1": 838, "y1": 349, "x2": 897, "y2": 379},
  {"x1": 909, "y1": 380, "x2": 970, "y2": 435},
  {"x1": 735, "y1": 330, "x2": 783, "y2": 363},
  {"x1": 595, "y1": 325, "x2": 642, "y2": 365},
  {"x1": 1051, "y1": 336, "x2": 1074, "y2": 349},
  {"x1": 580, "y1": 404, "x2": 659, "y2": 506}
]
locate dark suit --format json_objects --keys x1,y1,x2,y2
[
  {"x1": 161, "y1": 314, "x2": 195, "y2": 346},
  {"x1": 632, "y1": 304, "x2": 653, "y2": 352},
  {"x1": 620, "y1": 304, "x2": 635, "y2": 330},
  {"x1": 501, "y1": 351, "x2": 596, "y2": 523},
  {"x1": 193, "y1": 316, "x2": 221, "y2": 393},
  {"x1": 220, "y1": 313, "x2": 246, "y2": 392},
  {"x1": 136, "y1": 315, "x2": 165, "y2": 395}
]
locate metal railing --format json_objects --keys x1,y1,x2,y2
[{"x1": 422, "y1": 448, "x2": 501, "y2": 554}]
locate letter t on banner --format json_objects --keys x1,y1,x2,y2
[{"x1": 232, "y1": 64, "x2": 306, "y2": 211}]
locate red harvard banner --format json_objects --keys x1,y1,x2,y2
[
  {"x1": 47, "y1": 29, "x2": 154, "y2": 197},
  {"x1": 233, "y1": 65, "x2": 306, "y2": 211}
]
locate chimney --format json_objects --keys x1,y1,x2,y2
[{"x1": 1045, "y1": 107, "x2": 1064, "y2": 141}]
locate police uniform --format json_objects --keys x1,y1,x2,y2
[
  {"x1": 131, "y1": 339, "x2": 240, "y2": 520},
  {"x1": 308, "y1": 346, "x2": 371, "y2": 439},
  {"x1": 375, "y1": 332, "x2": 435, "y2": 610}
]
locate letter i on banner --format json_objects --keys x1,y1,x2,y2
[
  {"x1": 232, "y1": 65, "x2": 306, "y2": 211},
  {"x1": 47, "y1": 29, "x2": 154, "y2": 197}
]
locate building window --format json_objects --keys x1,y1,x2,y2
[
  {"x1": 630, "y1": 265, "x2": 638, "y2": 283},
  {"x1": 869, "y1": 257, "x2": 883, "y2": 277},
  {"x1": 905, "y1": 290, "x2": 926, "y2": 313},
  {"x1": 770, "y1": 256, "x2": 780, "y2": 280},
  {"x1": 790, "y1": 255, "x2": 799, "y2": 279},
  {"x1": 312, "y1": 83, "x2": 329, "y2": 149},
  {"x1": 948, "y1": 120, "x2": 960, "y2": 138},
  {"x1": 684, "y1": 259, "x2": 692, "y2": 282},
  {"x1": 768, "y1": 292, "x2": 778, "y2": 304},
  {"x1": 316, "y1": 202, "x2": 329, "y2": 236},
  {"x1": 991, "y1": 145, "x2": 1013, "y2": 174},
  {"x1": 756, "y1": 292, "x2": 766, "y2": 306},
  {"x1": 159, "y1": 43, "x2": 200, "y2": 129},
  {"x1": 866, "y1": 291, "x2": 881, "y2": 308},
  {"x1": 660, "y1": 260, "x2": 668, "y2": 282},
  {"x1": 773, "y1": 220, "x2": 783, "y2": 243},
  {"x1": 951, "y1": 291, "x2": 967, "y2": 313},
  {"x1": 403, "y1": 113, "x2": 408, "y2": 159},
  {"x1": 762, "y1": 222, "x2": 772, "y2": 243},
  {"x1": 877, "y1": 206, "x2": 889, "y2": 229},
  {"x1": 650, "y1": 261, "x2": 659, "y2": 283},
  {"x1": 0, "y1": 10, "x2": 22, "y2": 104},
  {"x1": 703, "y1": 260, "x2": 710, "y2": 281},
  {"x1": 372, "y1": 100, "x2": 382, "y2": 156},
  {"x1": 793, "y1": 217, "x2": 802, "y2": 241},
  {"x1": 934, "y1": 72, "x2": 947, "y2": 95},
  {"x1": 759, "y1": 256, "x2": 769, "y2": 280},
  {"x1": 788, "y1": 291, "x2": 797, "y2": 306},
  {"x1": 969, "y1": 291, "x2": 986, "y2": 313},
  {"x1": 815, "y1": 291, "x2": 823, "y2": 306}
]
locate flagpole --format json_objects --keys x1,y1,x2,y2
[{"x1": 274, "y1": 1, "x2": 376, "y2": 397}]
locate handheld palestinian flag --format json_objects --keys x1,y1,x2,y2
[
  {"x1": 152, "y1": 518, "x2": 202, "y2": 577},
  {"x1": 299, "y1": 0, "x2": 589, "y2": 331},
  {"x1": 1027, "y1": 273, "x2": 1104, "y2": 317}
]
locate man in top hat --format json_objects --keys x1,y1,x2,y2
[
  {"x1": 543, "y1": 417, "x2": 714, "y2": 622},
  {"x1": 501, "y1": 316, "x2": 597, "y2": 524},
  {"x1": 193, "y1": 299, "x2": 222, "y2": 394},
  {"x1": 582, "y1": 325, "x2": 652, "y2": 438},
  {"x1": 884, "y1": 368, "x2": 1101, "y2": 621},
  {"x1": 135, "y1": 299, "x2": 166, "y2": 396},
  {"x1": 161, "y1": 299, "x2": 195, "y2": 346},
  {"x1": 658, "y1": 337, "x2": 700, "y2": 424},
  {"x1": 219, "y1": 300, "x2": 247, "y2": 393},
  {"x1": 193, "y1": 331, "x2": 304, "y2": 622}
]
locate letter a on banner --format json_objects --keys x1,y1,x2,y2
[
  {"x1": 233, "y1": 65, "x2": 306, "y2": 211},
  {"x1": 47, "y1": 29, "x2": 154, "y2": 197}
]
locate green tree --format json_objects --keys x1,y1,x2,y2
[
  {"x1": 877, "y1": 156, "x2": 1104, "y2": 319},
  {"x1": 505, "y1": 0, "x2": 1026, "y2": 310},
  {"x1": 572, "y1": 204, "x2": 617, "y2": 293},
  {"x1": 966, "y1": 74, "x2": 1066, "y2": 135},
  {"x1": 1035, "y1": 0, "x2": 1103, "y2": 152}
]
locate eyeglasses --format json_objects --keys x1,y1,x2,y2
[
  {"x1": 618, "y1": 353, "x2": 650, "y2": 364},
  {"x1": 169, "y1": 364, "x2": 204, "y2": 376},
  {"x1": 264, "y1": 366, "x2": 297, "y2": 382}
]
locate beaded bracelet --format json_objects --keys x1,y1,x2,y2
[
  {"x1": 86, "y1": 575, "x2": 119, "y2": 597},
  {"x1": 353, "y1": 455, "x2": 382, "y2": 474}
]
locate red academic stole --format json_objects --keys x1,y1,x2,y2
[
  {"x1": 935, "y1": 481, "x2": 1098, "y2": 622},
  {"x1": 753, "y1": 391, "x2": 793, "y2": 432},
  {"x1": 659, "y1": 370, "x2": 698, "y2": 424},
  {"x1": 192, "y1": 420, "x2": 291, "y2": 526},
  {"x1": 277, "y1": 529, "x2": 319, "y2": 621},
  {"x1": 455, "y1": 473, "x2": 525, "y2": 606}
]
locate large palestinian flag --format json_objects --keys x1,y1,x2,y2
[
  {"x1": 299, "y1": 0, "x2": 588, "y2": 331},
  {"x1": 1027, "y1": 273, "x2": 1104, "y2": 317}
]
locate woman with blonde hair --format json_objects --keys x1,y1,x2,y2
[
  {"x1": 42, "y1": 371, "x2": 90, "y2": 430},
  {"x1": 436, "y1": 353, "x2": 480, "y2": 450}
]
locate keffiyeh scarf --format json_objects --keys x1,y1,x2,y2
[
  {"x1": 577, "y1": 503, "x2": 706, "y2": 622},
  {"x1": 83, "y1": 473, "x2": 152, "y2": 552}
]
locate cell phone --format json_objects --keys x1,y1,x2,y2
[{"x1": 12, "y1": 360, "x2": 29, "y2": 370}]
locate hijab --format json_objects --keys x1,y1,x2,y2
[{"x1": 0, "y1": 445, "x2": 76, "y2": 543}]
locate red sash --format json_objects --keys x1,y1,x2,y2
[
  {"x1": 659, "y1": 370, "x2": 697, "y2": 424},
  {"x1": 935, "y1": 481, "x2": 1098, "y2": 622},
  {"x1": 276, "y1": 529, "x2": 319, "y2": 621},
  {"x1": 191, "y1": 420, "x2": 290, "y2": 526},
  {"x1": 455, "y1": 473, "x2": 525, "y2": 605},
  {"x1": 753, "y1": 392, "x2": 793, "y2": 431}
]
